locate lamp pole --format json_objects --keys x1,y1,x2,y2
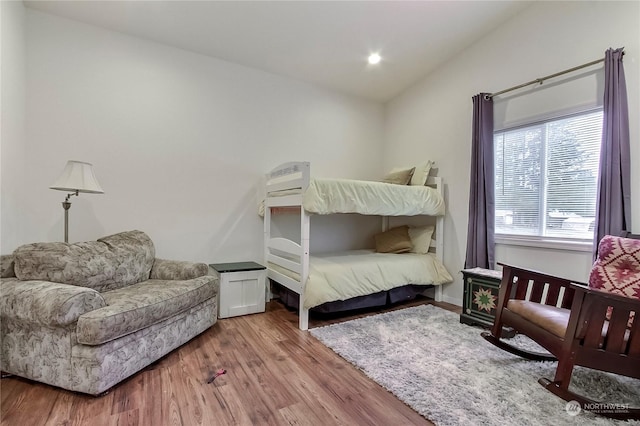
[
  {"x1": 50, "y1": 161, "x2": 104, "y2": 243},
  {"x1": 62, "y1": 190, "x2": 79, "y2": 243}
]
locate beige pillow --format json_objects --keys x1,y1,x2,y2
[
  {"x1": 374, "y1": 226, "x2": 412, "y2": 253},
  {"x1": 408, "y1": 225, "x2": 435, "y2": 254},
  {"x1": 382, "y1": 167, "x2": 415, "y2": 185},
  {"x1": 410, "y1": 160, "x2": 434, "y2": 186}
]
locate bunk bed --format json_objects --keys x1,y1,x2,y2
[{"x1": 263, "y1": 161, "x2": 452, "y2": 330}]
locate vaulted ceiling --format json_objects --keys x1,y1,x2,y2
[{"x1": 24, "y1": 1, "x2": 531, "y2": 102}]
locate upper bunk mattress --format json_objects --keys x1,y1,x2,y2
[{"x1": 302, "y1": 178, "x2": 445, "y2": 216}]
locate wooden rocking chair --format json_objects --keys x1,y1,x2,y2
[{"x1": 482, "y1": 234, "x2": 640, "y2": 420}]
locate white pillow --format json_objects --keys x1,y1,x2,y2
[
  {"x1": 408, "y1": 225, "x2": 435, "y2": 254},
  {"x1": 410, "y1": 160, "x2": 434, "y2": 186}
]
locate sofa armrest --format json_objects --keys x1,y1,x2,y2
[
  {"x1": 0, "y1": 279, "x2": 106, "y2": 326},
  {"x1": 1, "y1": 254, "x2": 15, "y2": 278},
  {"x1": 150, "y1": 258, "x2": 209, "y2": 280}
]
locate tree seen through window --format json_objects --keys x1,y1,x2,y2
[{"x1": 494, "y1": 110, "x2": 602, "y2": 240}]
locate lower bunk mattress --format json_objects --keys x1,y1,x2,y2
[{"x1": 268, "y1": 249, "x2": 453, "y2": 310}]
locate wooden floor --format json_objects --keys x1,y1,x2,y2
[{"x1": 1, "y1": 297, "x2": 461, "y2": 426}]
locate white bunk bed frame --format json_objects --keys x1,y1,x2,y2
[{"x1": 263, "y1": 161, "x2": 445, "y2": 330}]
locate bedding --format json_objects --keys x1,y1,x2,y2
[
  {"x1": 269, "y1": 250, "x2": 452, "y2": 309},
  {"x1": 263, "y1": 162, "x2": 449, "y2": 330},
  {"x1": 301, "y1": 178, "x2": 445, "y2": 216}
]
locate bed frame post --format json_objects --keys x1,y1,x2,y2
[
  {"x1": 264, "y1": 196, "x2": 272, "y2": 301},
  {"x1": 434, "y1": 177, "x2": 444, "y2": 303},
  {"x1": 299, "y1": 208, "x2": 311, "y2": 330},
  {"x1": 434, "y1": 281, "x2": 443, "y2": 302}
]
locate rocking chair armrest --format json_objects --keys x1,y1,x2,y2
[
  {"x1": 566, "y1": 283, "x2": 639, "y2": 361},
  {"x1": 570, "y1": 283, "x2": 640, "y2": 307}
]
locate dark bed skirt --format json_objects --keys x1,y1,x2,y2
[{"x1": 271, "y1": 280, "x2": 433, "y2": 314}]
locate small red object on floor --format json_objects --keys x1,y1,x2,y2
[{"x1": 207, "y1": 368, "x2": 226, "y2": 384}]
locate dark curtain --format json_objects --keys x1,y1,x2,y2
[
  {"x1": 465, "y1": 94, "x2": 495, "y2": 269},
  {"x1": 594, "y1": 48, "x2": 631, "y2": 255}
]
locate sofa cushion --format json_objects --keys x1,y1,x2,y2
[
  {"x1": 0, "y1": 279, "x2": 106, "y2": 326},
  {"x1": 1, "y1": 254, "x2": 15, "y2": 278},
  {"x1": 13, "y1": 230, "x2": 155, "y2": 293},
  {"x1": 150, "y1": 259, "x2": 209, "y2": 280},
  {"x1": 75, "y1": 275, "x2": 217, "y2": 345}
]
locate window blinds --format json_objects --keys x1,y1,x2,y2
[{"x1": 494, "y1": 109, "x2": 603, "y2": 240}]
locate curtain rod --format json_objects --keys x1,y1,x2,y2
[{"x1": 486, "y1": 57, "x2": 606, "y2": 99}]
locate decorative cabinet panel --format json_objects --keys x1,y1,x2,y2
[{"x1": 460, "y1": 267, "x2": 515, "y2": 338}]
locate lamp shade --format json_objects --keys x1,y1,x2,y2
[{"x1": 50, "y1": 160, "x2": 104, "y2": 194}]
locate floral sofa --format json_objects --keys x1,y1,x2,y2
[{"x1": 0, "y1": 230, "x2": 218, "y2": 395}]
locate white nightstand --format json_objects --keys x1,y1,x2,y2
[{"x1": 209, "y1": 262, "x2": 267, "y2": 318}]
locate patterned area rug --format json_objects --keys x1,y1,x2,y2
[{"x1": 310, "y1": 304, "x2": 640, "y2": 426}]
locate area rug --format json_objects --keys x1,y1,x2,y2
[{"x1": 310, "y1": 304, "x2": 640, "y2": 426}]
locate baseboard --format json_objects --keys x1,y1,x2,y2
[
  {"x1": 423, "y1": 287, "x2": 461, "y2": 307},
  {"x1": 441, "y1": 295, "x2": 462, "y2": 307}
]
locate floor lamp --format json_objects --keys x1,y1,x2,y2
[{"x1": 50, "y1": 160, "x2": 104, "y2": 243}]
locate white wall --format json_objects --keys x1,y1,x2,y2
[
  {"x1": 0, "y1": 9, "x2": 384, "y2": 262},
  {"x1": 5, "y1": 2, "x2": 638, "y2": 305},
  {"x1": 384, "y1": 1, "x2": 640, "y2": 305},
  {"x1": 1, "y1": 0, "x2": 27, "y2": 254}
]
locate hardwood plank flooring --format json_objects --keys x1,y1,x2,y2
[{"x1": 0, "y1": 297, "x2": 461, "y2": 426}]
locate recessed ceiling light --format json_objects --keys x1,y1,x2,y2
[{"x1": 368, "y1": 53, "x2": 381, "y2": 65}]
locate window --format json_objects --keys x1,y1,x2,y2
[{"x1": 494, "y1": 109, "x2": 603, "y2": 241}]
